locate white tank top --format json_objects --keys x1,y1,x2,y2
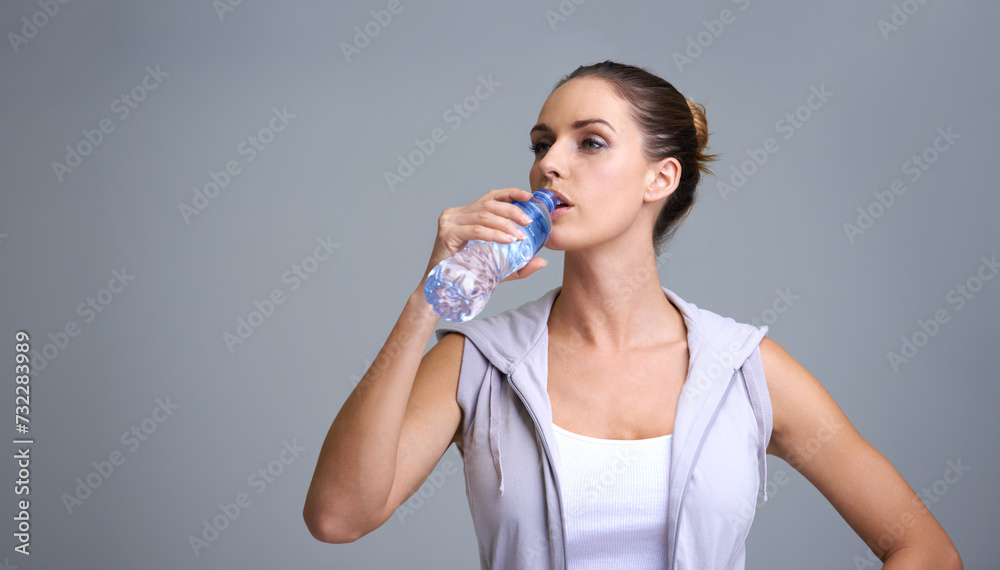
[{"x1": 551, "y1": 422, "x2": 672, "y2": 569}]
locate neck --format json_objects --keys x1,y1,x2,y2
[{"x1": 548, "y1": 245, "x2": 686, "y2": 353}]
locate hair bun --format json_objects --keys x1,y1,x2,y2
[{"x1": 686, "y1": 100, "x2": 709, "y2": 153}]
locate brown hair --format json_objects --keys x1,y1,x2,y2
[{"x1": 551, "y1": 61, "x2": 718, "y2": 257}]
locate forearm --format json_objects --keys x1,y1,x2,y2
[{"x1": 304, "y1": 284, "x2": 440, "y2": 539}]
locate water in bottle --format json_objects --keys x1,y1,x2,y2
[{"x1": 424, "y1": 189, "x2": 561, "y2": 322}]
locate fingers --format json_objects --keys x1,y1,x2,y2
[
  {"x1": 467, "y1": 214, "x2": 524, "y2": 244},
  {"x1": 429, "y1": 188, "x2": 538, "y2": 277},
  {"x1": 500, "y1": 256, "x2": 548, "y2": 283},
  {"x1": 479, "y1": 188, "x2": 535, "y2": 225},
  {"x1": 483, "y1": 202, "x2": 532, "y2": 238},
  {"x1": 483, "y1": 187, "x2": 533, "y2": 205},
  {"x1": 451, "y1": 189, "x2": 534, "y2": 243}
]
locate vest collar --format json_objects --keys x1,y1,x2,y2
[
  {"x1": 449, "y1": 284, "x2": 766, "y2": 380},
  {"x1": 436, "y1": 283, "x2": 768, "y2": 503}
]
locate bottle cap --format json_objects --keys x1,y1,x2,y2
[{"x1": 532, "y1": 188, "x2": 561, "y2": 213}]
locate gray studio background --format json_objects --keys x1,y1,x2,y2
[{"x1": 1, "y1": 1, "x2": 997, "y2": 568}]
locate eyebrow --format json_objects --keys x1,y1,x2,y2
[{"x1": 529, "y1": 118, "x2": 617, "y2": 136}]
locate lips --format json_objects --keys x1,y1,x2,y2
[
  {"x1": 547, "y1": 189, "x2": 572, "y2": 207},
  {"x1": 551, "y1": 203, "x2": 572, "y2": 219}
]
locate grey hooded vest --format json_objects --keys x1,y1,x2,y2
[{"x1": 433, "y1": 285, "x2": 772, "y2": 569}]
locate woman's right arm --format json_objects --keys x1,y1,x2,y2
[{"x1": 302, "y1": 188, "x2": 546, "y2": 543}]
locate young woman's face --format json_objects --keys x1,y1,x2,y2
[{"x1": 528, "y1": 76, "x2": 661, "y2": 253}]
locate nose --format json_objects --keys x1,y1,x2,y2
[{"x1": 536, "y1": 140, "x2": 566, "y2": 183}]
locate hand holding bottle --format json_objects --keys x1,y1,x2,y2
[
  {"x1": 423, "y1": 188, "x2": 559, "y2": 322},
  {"x1": 419, "y1": 188, "x2": 549, "y2": 292}
]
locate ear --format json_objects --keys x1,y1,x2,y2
[{"x1": 644, "y1": 157, "x2": 681, "y2": 203}]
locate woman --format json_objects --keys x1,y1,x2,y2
[{"x1": 303, "y1": 61, "x2": 963, "y2": 569}]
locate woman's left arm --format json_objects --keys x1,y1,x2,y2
[{"x1": 759, "y1": 336, "x2": 963, "y2": 569}]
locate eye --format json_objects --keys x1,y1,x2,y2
[
  {"x1": 528, "y1": 137, "x2": 606, "y2": 156},
  {"x1": 528, "y1": 141, "x2": 550, "y2": 155},
  {"x1": 529, "y1": 136, "x2": 607, "y2": 156}
]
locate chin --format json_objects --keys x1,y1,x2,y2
[
  {"x1": 542, "y1": 234, "x2": 566, "y2": 252},
  {"x1": 543, "y1": 232, "x2": 589, "y2": 253}
]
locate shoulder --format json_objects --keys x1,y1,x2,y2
[
  {"x1": 435, "y1": 287, "x2": 557, "y2": 366},
  {"x1": 757, "y1": 336, "x2": 829, "y2": 406},
  {"x1": 757, "y1": 336, "x2": 854, "y2": 463},
  {"x1": 757, "y1": 336, "x2": 795, "y2": 382}
]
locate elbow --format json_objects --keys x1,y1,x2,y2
[
  {"x1": 303, "y1": 502, "x2": 369, "y2": 544},
  {"x1": 886, "y1": 543, "x2": 964, "y2": 570},
  {"x1": 943, "y1": 547, "x2": 964, "y2": 570},
  {"x1": 930, "y1": 536, "x2": 964, "y2": 570}
]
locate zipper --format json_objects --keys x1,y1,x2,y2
[{"x1": 505, "y1": 369, "x2": 568, "y2": 570}]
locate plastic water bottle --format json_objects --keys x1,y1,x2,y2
[{"x1": 424, "y1": 189, "x2": 561, "y2": 322}]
